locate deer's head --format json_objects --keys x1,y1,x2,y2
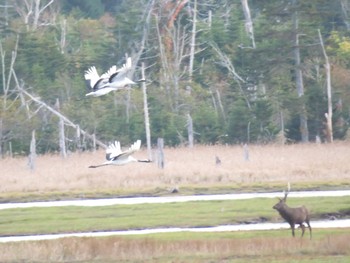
[{"x1": 273, "y1": 190, "x2": 288, "y2": 210}]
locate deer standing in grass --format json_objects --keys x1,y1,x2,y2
[{"x1": 273, "y1": 187, "x2": 312, "y2": 239}]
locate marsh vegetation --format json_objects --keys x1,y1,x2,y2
[{"x1": 1, "y1": 143, "x2": 350, "y2": 261}]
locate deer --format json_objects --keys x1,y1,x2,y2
[{"x1": 273, "y1": 184, "x2": 312, "y2": 239}]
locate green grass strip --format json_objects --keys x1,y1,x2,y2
[{"x1": 0, "y1": 196, "x2": 349, "y2": 236}]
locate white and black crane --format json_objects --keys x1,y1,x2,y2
[
  {"x1": 84, "y1": 57, "x2": 144, "y2": 97},
  {"x1": 89, "y1": 140, "x2": 151, "y2": 168}
]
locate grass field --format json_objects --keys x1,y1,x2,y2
[
  {"x1": 1, "y1": 142, "x2": 350, "y2": 262},
  {"x1": 1, "y1": 230, "x2": 350, "y2": 262},
  {"x1": 0, "y1": 196, "x2": 349, "y2": 236},
  {"x1": 1, "y1": 142, "x2": 350, "y2": 200}
]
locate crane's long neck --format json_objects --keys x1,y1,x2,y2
[
  {"x1": 137, "y1": 159, "x2": 151, "y2": 163},
  {"x1": 89, "y1": 163, "x2": 110, "y2": 168}
]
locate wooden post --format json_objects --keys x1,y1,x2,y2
[
  {"x1": 243, "y1": 143, "x2": 249, "y2": 161},
  {"x1": 280, "y1": 110, "x2": 286, "y2": 145},
  {"x1": 28, "y1": 130, "x2": 36, "y2": 171},
  {"x1": 187, "y1": 113, "x2": 194, "y2": 148},
  {"x1": 8, "y1": 141, "x2": 12, "y2": 158},
  {"x1": 59, "y1": 117, "x2": 67, "y2": 158},
  {"x1": 157, "y1": 138, "x2": 164, "y2": 169},
  {"x1": 76, "y1": 125, "x2": 82, "y2": 152}
]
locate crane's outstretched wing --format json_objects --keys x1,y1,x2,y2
[
  {"x1": 106, "y1": 139, "x2": 141, "y2": 161},
  {"x1": 124, "y1": 139, "x2": 141, "y2": 155},
  {"x1": 84, "y1": 66, "x2": 101, "y2": 89},
  {"x1": 102, "y1": 65, "x2": 117, "y2": 79},
  {"x1": 105, "y1": 141, "x2": 122, "y2": 161},
  {"x1": 108, "y1": 57, "x2": 132, "y2": 83},
  {"x1": 89, "y1": 140, "x2": 143, "y2": 168}
]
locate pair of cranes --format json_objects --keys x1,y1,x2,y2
[{"x1": 84, "y1": 57, "x2": 150, "y2": 168}]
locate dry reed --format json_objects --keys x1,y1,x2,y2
[
  {"x1": 0, "y1": 233, "x2": 349, "y2": 262},
  {"x1": 1, "y1": 142, "x2": 350, "y2": 196},
  {"x1": 1, "y1": 143, "x2": 350, "y2": 262}
]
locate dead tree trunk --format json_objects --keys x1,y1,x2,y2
[
  {"x1": 28, "y1": 130, "x2": 36, "y2": 171},
  {"x1": 241, "y1": 0, "x2": 256, "y2": 48},
  {"x1": 210, "y1": 43, "x2": 250, "y2": 110},
  {"x1": 188, "y1": 0, "x2": 197, "y2": 81},
  {"x1": 1, "y1": 36, "x2": 19, "y2": 110},
  {"x1": 56, "y1": 98, "x2": 67, "y2": 158},
  {"x1": 215, "y1": 88, "x2": 226, "y2": 123},
  {"x1": 293, "y1": 8, "x2": 309, "y2": 142},
  {"x1": 59, "y1": 117, "x2": 67, "y2": 158},
  {"x1": 13, "y1": 0, "x2": 56, "y2": 31},
  {"x1": 154, "y1": 0, "x2": 198, "y2": 112},
  {"x1": 129, "y1": 0, "x2": 155, "y2": 72},
  {"x1": 187, "y1": 113, "x2": 194, "y2": 148},
  {"x1": 318, "y1": 29, "x2": 333, "y2": 143},
  {"x1": 157, "y1": 137, "x2": 164, "y2": 169},
  {"x1": 59, "y1": 18, "x2": 67, "y2": 54},
  {"x1": 341, "y1": 0, "x2": 350, "y2": 31},
  {"x1": 76, "y1": 125, "x2": 81, "y2": 152},
  {"x1": 18, "y1": 87, "x2": 107, "y2": 149},
  {"x1": 243, "y1": 143, "x2": 249, "y2": 161},
  {"x1": 8, "y1": 141, "x2": 12, "y2": 157},
  {"x1": 141, "y1": 63, "x2": 152, "y2": 160},
  {"x1": 279, "y1": 110, "x2": 286, "y2": 144}
]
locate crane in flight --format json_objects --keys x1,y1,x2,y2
[
  {"x1": 84, "y1": 57, "x2": 144, "y2": 97},
  {"x1": 89, "y1": 140, "x2": 151, "y2": 168}
]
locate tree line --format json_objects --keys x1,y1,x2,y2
[{"x1": 0, "y1": 0, "x2": 349, "y2": 156}]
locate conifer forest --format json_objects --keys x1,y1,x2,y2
[{"x1": 1, "y1": 0, "x2": 350, "y2": 155}]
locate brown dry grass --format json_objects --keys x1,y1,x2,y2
[
  {"x1": 1, "y1": 143, "x2": 350, "y2": 262},
  {"x1": 0, "y1": 232, "x2": 349, "y2": 262},
  {"x1": 1, "y1": 142, "x2": 350, "y2": 198}
]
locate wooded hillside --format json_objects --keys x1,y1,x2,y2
[{"x1": 1, "y1": 0, "x2": 350, "y2": 155}]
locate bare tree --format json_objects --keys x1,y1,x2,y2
[
  {"x1": 340, "y1": 0, "x2": 350, "y2": 30},
  {"x1": 17, "y1": 86, "x2": 107, "y2": 149},
  {"x1": 56, "y1": 98, "x2": 67, "y2": 158},
  {"x1": 293, "y1": 6, "x2": 309, "y2": 142},
  {"x1": 153, "y1": 0, "x2": 204, "y2": 111},
  {"x1": 12, "y1": 0, "x2": 57, "y2": 30},
  {"x1": 0, "y1": 36, "x2": 19, "y2": 109},
  {"x1": 58, "y1": 18, "x2": 67, "y2": 54},
  {"x1": 0, "y1": 36, "x2": 20, "y2": 156},
  {"x1": 317, "y1": 30, "x2": 333, "y2": 143},
  {"x1": 240, "y1": 0, "x2": 256, "y2": 48},
  {"x1": 210, "y1": 43, "x2": 250, "y2": 110},
  {"x1": 141, "y1": 62, "x2": 152, "y2": 160},
  {"x1": 188, "y1": 0, "x2": 197, "y2": 81},
  {"x1": 130, "y1": 0, "x2": 156, "y2": 71}
]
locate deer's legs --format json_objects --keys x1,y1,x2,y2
[
  {"x1": 290, "y1": 223, "x2": 295, "y2": 237},
  {"x1": 300, "y1": 224, "x2": 306, "y2": 237},
  {"x1": 306, "y1": 221, "x2": 312, "y2": 239}
]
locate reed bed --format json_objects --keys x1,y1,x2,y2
[
  {"x1": 1, "y1": 143, "x2": 350, "y2": 262},
  {"x1": 1, "y1": 142, "x2": 350, "y2": 197},
  {"x1": 0, "y1": 231, "x2": 349, "y2": 262}
]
